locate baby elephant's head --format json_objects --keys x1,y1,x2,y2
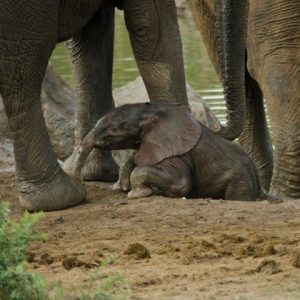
[{"x1": 90, "y1": 103, "x2": 150, "y2": 150}]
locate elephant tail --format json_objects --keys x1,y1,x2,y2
[{"x1": 258, "y1": 189, "x2": 283, "y2": 204}]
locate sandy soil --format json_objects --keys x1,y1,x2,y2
[{"x1": 1, "y1": 172, "x2": 300, "y2": 299}]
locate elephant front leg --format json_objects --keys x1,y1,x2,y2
[
  {"x1": 268, "y1": 83, "x2": 300, "y2": 199},
  {"x1": 65, "y1": 7, "x2": 118, "y2": 182},
  {"x1": 246, "y1": 0, "x2": 300, "y2": 199},
  {"x1": 8, "y1": 101, "x2": 86, "y2": 211},
  {"x1": 113, "y1": 154, "x2": 136, "y2": 192},
  {"x1": 123, "y1": 0, "x2": 188, "y2": 105},
  {"x1": 128, "y1": 162, "x2": 192, "y2": 199},
  {"x1": 256, "y1": 63, "x2": 300, "y2": 199},
  {"x1": 0, "y1": 2, "x2": 86, "y2": 211}
]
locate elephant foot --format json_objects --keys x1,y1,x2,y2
[
  {"x1": 18, "y1": 170, "x2": 86, "y2": 212},
  {"x1": 113, "y1": 179, "x2": 130, "y2": 192},
  {"x1": 81, "y1": 149, "x2": 118, "y2": 182},
  {"x1": 127, "y1": 186, "x2": 153, "y2": 199}
]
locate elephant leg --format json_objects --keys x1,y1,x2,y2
[
  {"x1": 113, "y1": 154, "x2": 135, "y2": 192},
  {"x1": 123, "y1": 0, "x2": 188, "y2": 104},
  {"x1": 65, "y1": 7, "x2": 118, "y2": 182},
  {"x1": 262, "y1": 65, "x2": 300, "y2": 198},
  {"x1": 0, "y1": 1, "x2": 86, "y2": 211},
  {"x1": 128, "y1": 162, "x2": 192, "y2": 199},
  {"x1": 238, "y1": 72, "x2": 273, "y2": 192},
  {"x1": 224, "y1": 178, "x2": 256, "y2": 201},
  {"x1": 247, "y1": 0, "x2": 300, "y2": 198}
]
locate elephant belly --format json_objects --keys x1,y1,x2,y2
[{"x1": 57, "y1": 0, "x2": 105, "y2": 41}]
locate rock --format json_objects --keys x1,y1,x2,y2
[
  {"x1": 273, "y1": 244, "x2": 286, "y2": 256},
  {"x1": 113, "y1": 76, "x2": 218, "y2": 130},
  {"x1": 40, "y1": 253, "x2": 55, "y2": 265},
  {"x1": 41, "y1": 66, "x2": 75, "y2": 160},
  {"x1": 291, "y1": 247, "x2": 300, "y2": 268},
  {"x1": 0, "y1": 139, "x2": 14, "y2": 172},
  {"x1": 62, "y1": 255, "x2": 85, "y2": 270},
  {"x1": 0, "y1": 96, "x2": 14, "y2": 172},
  {"x1": 0, "y1": 65, "x2": 76, "y2": 164},
  {"x1": 253, "y1": 259, "x2": 282, "y2": 275},
  {"x1": 26, "y1": 251, "x2": 36, "y2": 263},
  {"x1": 0, "y1": 95, "x2": 10, "y2": 140},
  {"x1": 124, "y1": 243, "x2": 151, "y2": 260},
  {"x1": 262, "y1": 243, "x2": 277, "y2": 256}
]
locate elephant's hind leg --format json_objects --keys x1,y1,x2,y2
[
  {"x1": 0, "y1": 1, "x2": 86, "y2": 211},
  {"x1": 224, "y1": 177, "x2": 258, "y2": 201},
  {"x1": 238, "y1": 72, "x2": 274, "y2": 192},
  {"x1": 247, "y1": 0, "x2": 300, "y2": 199},
  {"x1": 128, "y1": 161, "x2": 192, "y2": 199},
  {"x1": 64, "y1": 7, "x2": 118, "y2": 182},
  {"x1": 266, "y1": 66, "x2": 300, "y2": 199}
]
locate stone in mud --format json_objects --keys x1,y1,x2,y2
[
  {"x1": 26, "y1": 251, "x2": 36, "y2": 263},
  {"x1": 40, "y1": 253, "x2": 55, "y2": 265},
  {"x1": 262, "y1": 243, "x2": 277, "y2": 256},
  {"x1": 124, "y1": 243, "x2": 151, "y2": 260},
  {"x1": 62, "y1": 255, "x2": 85, "y2": 270},
  {"x1": 291, "y1": 247, "x2": 300, "y2": 268},
  {"x1": 253, "y1": 259, "x2": 282, "y2": 275}
]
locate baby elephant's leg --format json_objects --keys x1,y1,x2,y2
[
  {"x1": 113, "y1": 154, "x2": 136, "y2": 192},
  {"x1": 128, "y1": 162, "x2": 192, "y2": 199},
  {"x1": 225, "y1": 177, "x2": 258, "y2": 201}
]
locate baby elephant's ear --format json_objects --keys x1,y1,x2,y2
[{"x1": 135, "y1": 106, "x2": 202, "y2": 166}]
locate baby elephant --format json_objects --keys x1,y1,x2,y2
[{"x1": 74, "y1": 103, "x2": 269, "y2": 201}]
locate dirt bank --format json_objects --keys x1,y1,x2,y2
[{"x1": 1, "y1": 172, "x2": 300, "y2": 299}]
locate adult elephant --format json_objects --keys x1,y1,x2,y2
[
  {"x1": 188, "y1": 0, "x2": 300, "y2": 198},
  {"x1": 0, "y1": 0, "x2": 246, "y2": 211}
]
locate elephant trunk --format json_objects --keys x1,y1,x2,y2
[
  {"x1": 215, "y1": 0, "x2": 247, "y2": 140},
  {"x1": 73, "y1": 131, "x2": 95, "y2": 180}
]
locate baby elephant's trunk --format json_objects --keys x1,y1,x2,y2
[{"x1": 73, "y1": 132, "x2": 95, "y2": 180}]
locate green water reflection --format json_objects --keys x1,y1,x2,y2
[{"x1": 50, "y1": 13, "x2": 225, "y2": 119}]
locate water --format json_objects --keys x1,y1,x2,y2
[{"x1": 50, "y1": 13, "x2": 225, "y2": 122}]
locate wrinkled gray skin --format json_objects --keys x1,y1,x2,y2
[
  {"x1": 76, "y1": 103, "x2": 268, "y2": 201},
  {"x1": 188, "y1": 0, "x2": 300, "y2": 199},
  {"x1": 0, "y1": 0, "x2": 246, "y2": 211}
]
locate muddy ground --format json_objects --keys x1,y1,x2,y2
[{"x1": 1, "y1": 172, "x2": 300, "y2": 299}]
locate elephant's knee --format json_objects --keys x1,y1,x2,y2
[
  {"x1": 123, "y1": 0, "x2": 159, "y2": 61},
  {"x1": 130, "y1": 166, "x2": 147, "y2": 186},
  {"x1": 170, "y1": 175, "x2": 191, "y2": 197}
]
